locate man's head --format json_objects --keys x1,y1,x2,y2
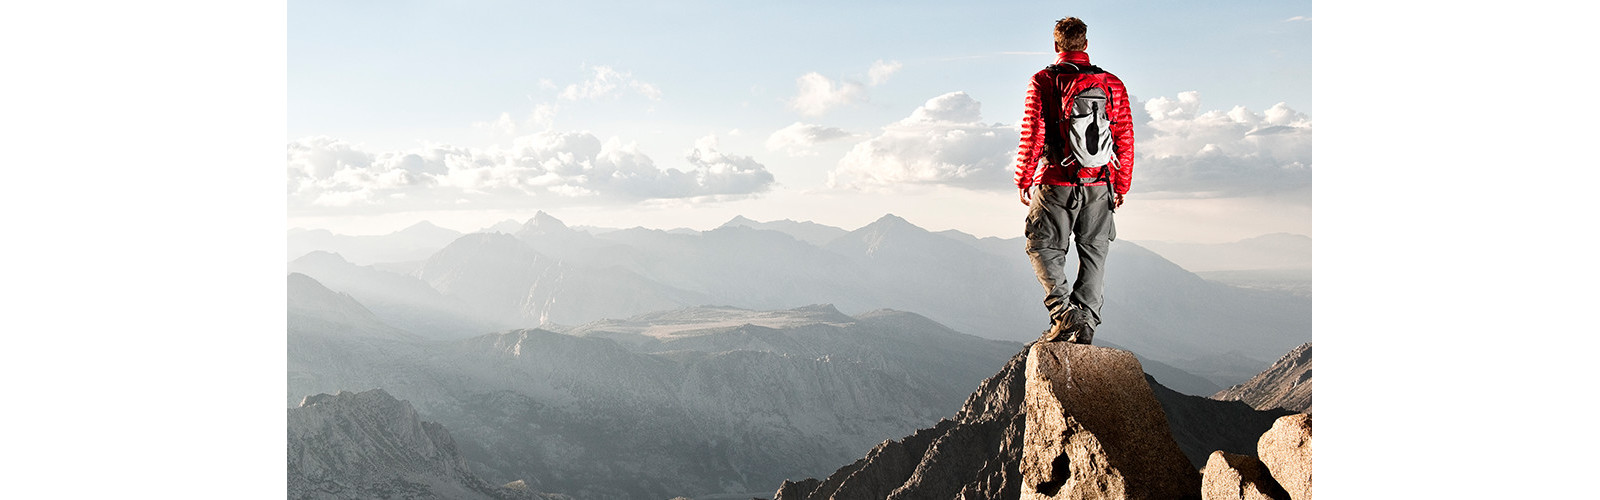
[{"x1": 1054, "y1": 17, "x2": 1088, "y2": 53}]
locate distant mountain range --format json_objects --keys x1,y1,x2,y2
[
  {"x1": 1131, "y1": 233, "x2": 1311, "y2": 273},
  {"x1": 288, "y1": 286, "x2": 1023, "y2": 499},
  {"x1": 289, "y1": 252, "x2": 506, "y2": 340},
  {"x1": 289, "y1": 213, "x2": 1309, "y2": 366},
  {"x1": 289, "y1": 221, "x2": 463, "y2": 265}
]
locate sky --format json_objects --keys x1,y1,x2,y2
[
  {"x1": 288, "y1": 0, "x2": 1312, "y2": 241},
  {"x1": 16, "y1": 2, "x2": 1600, "y2": 497}
]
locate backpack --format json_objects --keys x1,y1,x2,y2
[{"x1": 1042, "y1": 63, "x2": 1119, "y2": 180}]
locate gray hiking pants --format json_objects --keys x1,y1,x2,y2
[{"x1": 1025, "y1": 183, "x2": 1116, "y2": 328}]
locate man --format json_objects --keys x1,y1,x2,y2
[{"x1": 1013, "y1": 17, "x2": 1134, "y2": 345}]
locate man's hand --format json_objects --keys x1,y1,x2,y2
[
  {"x1": 1114, "y1": 193, "x2": 1125, "y2": 209},
  {"x1": 1019, "y1": 187, "x2": 1033, "y2": 207}
]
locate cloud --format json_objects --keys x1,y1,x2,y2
[
  {"x1": 765, "y1": 122, "x2": 856, "y2": 157},
  {"x1": 827, "y1": 92, "x2": 1015, "y2": 190},
  {"x1": 788, "y1": 72, "x2": 865, "y2": 116},
  {"x1": 473, "y1": 102, "x2": 561, "y2": 137},
  {"x1": 528, "y1": 103, "x2": 558, "y2": 129},
  {"x1": 868, "y1": 59, "x2": 902, "y2": 86},
  {"x1": 473, "y1": 112, "x2": 520, "y2": 136},
  {"x1": 1132, "y1": 92, "x2": 1312, "y2": 197},
  {"x1": 558, "y1": 66, "x2": 662, "y2": 101},
  {"x1": 287, "y1": 132, "x2": 774, "y2": 214},
  {"x1": 1285, "y1": 16, "x2": 1311, "y2": 22},
  {"x1": 822, "y1": 89, "x2": 1312, "y2": 198},
  {"x1": 787, "y1": 60, "x2": 904, "y2": 116}
]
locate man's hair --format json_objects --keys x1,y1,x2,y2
[{"x1": 1054, "y1": 17, "x2": 1088, "y2": 52}]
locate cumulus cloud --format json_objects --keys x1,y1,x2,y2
[
  {"x1": 787, "y1": 60, "x2": 904, "y2": 116},
  {"x1": 765, "y1": 122, "x2": 856, "y2": 157},
  {"x1": 827, "y1": 92, "x2": 1015, "y2": 190},
  {"x1": 1132, "y1": 92, "x2": 1312, "y2": 197},
  {"x1": 287, "y1": 132, "x2": 774, "y2": 214},
  {"x1": 473, "y1": 112, "x2": 519, "y2": 136},
  {"x1": 558, "y1": 66, "x2": 662, "y2": 101},
  {"x1": 868, "y1": 59, "x2": 902, "y2": 86},
  {"x1": 473, "y1": 102, "x2": 562, "y2": 137},
  {"x1": 788, "y1": 72, "x2": 865, "y2": 116},
  {"x1": 821, "y1": 90, "x2": 1312, "y2": 197}
]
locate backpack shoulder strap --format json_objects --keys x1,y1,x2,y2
[{"x1": 1044, "y1": 63, "x2": 1106, "y2": 75}]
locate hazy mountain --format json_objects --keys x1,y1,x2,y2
[
  {"x1": 566, "y1": 305, "x2": 1022, "y2": 410},
  {"x1": 823, "y1": 214, "x2": 1042, "y2": 339},
  {"x1": 1132, "y1": 233, "x2": 1311, "y2": 272},
  {"x1": 287, "y1": 273, "x2": 413, "y2": 340},
  {"x1": 366, "y1": 212, "x2": 1308, "y2": 363},
  {"x1": 289, "y1": 221, "x2": 463, "y2": 265},
  {"x1": 718, "y1": 215, "x2": 850, "y2": 246},
  {"x1": 1096, "y1": 241, "x2": 1311, "y2": 362},
  {"x1": 477, "y1": 219, "x2": 526, "y2": 234},
  {"x1": 1213, "y1": 342, "x2": 1312, "y2": 413},
  {"x1": 289, "y1": 251, "x2": 504, "y2": 339},
  {"x1": 288, "y1": 306, "x2": 1021, "y2": 499},
  {"x1": 510, "y1": 211, "x2": 625, "y2": 262},
  {"x1": 413, "y1": 232, "x2": 706, "y2": 328},
  {"x1": 1109, "y1": 342, "x2": 1225, "y2": 396},
  {"x1": 934, "y1": 228, "x2": 1022, "y2": 259},
  {"x1": 587, "y1": 225, "x2": 879, "y2": 312},
  {"x1": 565, "y1": 305, "x2": 1218, "y2": 397},
  {"x1": 1195, "y1": 268, "x2": 1313, "y2": 298},
  {"x1": 288, "y1": 389, "x2": 564, "y2": 500},
  {"x1": 1167, "y1": 350, "x2": 1273, "y2": 390},
  {"x1": 931, "y1": 228, "x2": 1310, "y2": 363}
]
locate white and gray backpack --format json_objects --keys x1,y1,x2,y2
[{"x1": 1045, "y1": 63, "x2": 1118, "y2": 173}]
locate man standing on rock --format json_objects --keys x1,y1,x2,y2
[{"x1": 1014, "y1": 17, "x2": 1134, "y2": 345}]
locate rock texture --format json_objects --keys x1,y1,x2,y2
[
  {"x1": 1213, "y1": 343, "x2": 1312, "y2": 413},
  {"x1": 775, "y1": 343, "x2": 1296, "y2": 500},
  {"x1": 287, "y1": 389, "x2": 561, "y2": 500},
  {"x1": 1021, "y1": 342, "x2": 1200, "y2": 500},
  {"x1": 1201, "y1": 451, "x2": 1288, "y2": 500},
  {"x1": 1258, "y1": 414, "x2": 1312, "y2": 500}
]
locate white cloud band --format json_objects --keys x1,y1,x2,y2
[{"x1": 288, "y1": 132, "x2": 773, "y2": 214}]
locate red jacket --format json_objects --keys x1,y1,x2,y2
[{"x1": 1012, "y1": 51, "x2": 1134, "y2": 194}]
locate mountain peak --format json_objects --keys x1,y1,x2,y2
[
  {"x1": 290, "y1": 250, "x2": 351, "y2": 267},
  {"x1": 520, "y1": 211, "x2": 572, "y2": 235},
  {"x1": 855, "y1": 213, "x2": 924, "y2": 234},
  {"x1": 720, "y1": 215, "x2": 760, "y2": 228},
  {"x1": 394, "y1": 220, "x2": 461, "y2": 238},
  {"x1": 874, "y1": 213, "x2": 910, "y2": 225}
]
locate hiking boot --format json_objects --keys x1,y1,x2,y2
[
  {"x1": 1066, "y1": 324, "x2": 1094, "y2": 345},
  {"x1": 1039, "y1": 320, "x2": 1072, "y2": 343},
  {"x1": 1061, "y1": 306, "x2": 1094, "y2": 345}
]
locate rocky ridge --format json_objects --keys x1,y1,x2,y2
[
  {"x1": 775, "y1": 341, "x2": 1310, "y2": 500},
  {"x1": 1213, "y1": 342, "x2": 1312, "y2": 413},
  {"x1": 287, "y1": 389, "x2": 564, "y2": 500}
]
